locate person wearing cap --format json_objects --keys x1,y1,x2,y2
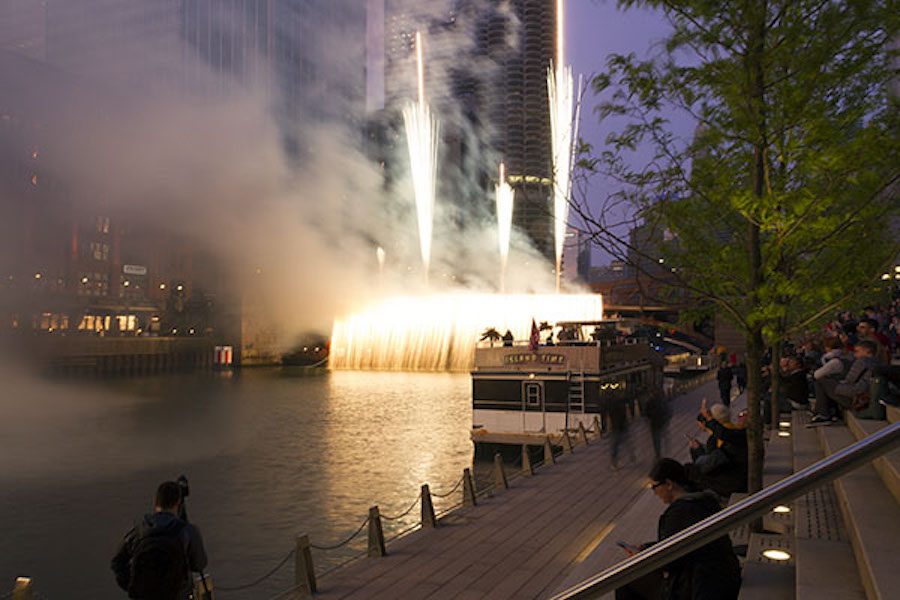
[{"x1": 615, "y1": 459, "x2": 741, "y2": 600}]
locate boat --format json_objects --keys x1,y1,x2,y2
[
  {"x1": 470, "y1": 319, "x2": 665, "y2": 460},
  {"x1": 281, "y1": 334, "x2": 329, "y2": 368}
]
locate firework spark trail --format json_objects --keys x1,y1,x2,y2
[
  {"x1": 329, "y1": 293, "x2": 604, "y2": 371},
  {"x1": 495, "y1": 163, "x2": 515, "y2": 293},
  {"x1": 402, "y1": 31, "x2": 440, "y2": 285}
]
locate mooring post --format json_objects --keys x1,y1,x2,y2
[
  {"x1": 521, "y1": 444, "x2": 534, "y2": 477},
  {"x1": 12, "y1": 577, "x2": 33, "y2": 600},
  {"x1": 421, "y1": 484, "x2": 437, "y2": 528},
  {"x1": 562, "y1": 430, "x2": 574, "y2": 454},
  {"x1": 544, "y1": 436, "x2": 555, "y2": 464},
  {"x1": 578, "y1": 421, "x2": 590, "y2": 446},
  {"x1": 294, "y1": 534, "x2": 317, "y2": 597},
  {"x1": 463, "y1": 467, "x2": 477, "y2": 507},
  {"x1": 368, "y1": 506, "x2": 386, "y2": 557},
  {"x1": 493, "y1": 453, "x2": 508, "y2": 490},
  {"x1": 593, "y1": 415, "x2": 602, "y2": 436}
]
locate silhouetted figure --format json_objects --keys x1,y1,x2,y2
[
  {"x1": 717, "y1": 363, "x2": 734, "y2": 406},
  {"x1": 643, "y1": 391, "x2": 671, "y2": 460},
  {"x1": 734, "y1": 362, "x2": 747, "y2": 393},
  {"x1": 502, "y1": 330, "x2": 513, "y2": 347},
  {"x1": 609, "y1": 396, "x2": 633, "y2": 469}
]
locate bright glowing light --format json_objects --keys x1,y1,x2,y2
[
  {"x1": 329, "y1": 293, "x2": 603, "y2": 371},
  {"x1": 403, "y1": 31, "x2": 440, "y2": 285},
  {"x1": 762, "y1": 549, "x2": 791, "y2": 561},
  {"x1": 495, "y1": 163, "x2": 515, "y2": 292},
  {"x1": 777, "y1": 431, "x2": 791, "y2": 437},
  {"x1": 547, "y1": 5, "x2": 581, "y2": 292},
  {"x1": 773, "y1": 505, "x2": 791, "y2": 513},
  {"x1": 779, "y1": 421, "x2": 791, "y2": 427}
]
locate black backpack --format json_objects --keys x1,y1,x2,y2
[{"x1": 128, "y1": 522, "x2": 188, "y2": 600}]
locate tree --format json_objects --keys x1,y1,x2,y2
[{"x1": 576, "y1": 0, "x2": 900, "y2": 495}]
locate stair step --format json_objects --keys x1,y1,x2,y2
[
  {"x1": 792, "y1": 411, "x2": 866, "y2": 598},
  {"x1": 847, "y1": 414, "x2": 900, "y2": 505},
  {"x1": 738, "y1": 533, "x2": 794, "y2": 600},
  {"x1": 819, "y1": 423, "x2": 900, "y2": 600},
  {"x1": 886, "y1": 404, "x2": 900, "y2": 425}
]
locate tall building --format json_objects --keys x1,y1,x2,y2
[{"x1": 381, "y1": 0, "x2": 558, "y2": 260}]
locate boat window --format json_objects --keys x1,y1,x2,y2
[{"x1": 524, "y1": 383, "x2": 542, "y2": 406}]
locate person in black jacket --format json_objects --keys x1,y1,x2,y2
[
  {"x1": 686, "y1": 403, "x2": 749, "y2": 499},
  {"x1": 112, "y1": 481, "x2": 208, "y2": 600},
  {"x1": 616, "y1": 459, "x2": 741, "y2": 600}
]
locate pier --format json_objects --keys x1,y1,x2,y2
[{"x1": 295, "y1": 379, "x2": 718, "y2": 600}]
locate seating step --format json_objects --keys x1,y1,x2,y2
[
  {"x1": 846, "y1": 414, "x2": 900, "y2": 505},
  {"x1": 886, "y1": 403, "x2": 900, "y2": 425},
  {"x1": 819, "y1": 423, "x2": 900, "y2": 600},
  {"x1": 738, "y1": 533, "x2": 794, "y2": 600},
  {"x1": 792, "y1": 411, "x2": 866, "y2": 599}
]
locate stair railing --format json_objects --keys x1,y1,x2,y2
[{"x1": 549, "y1": 420, "x2": 900, "y2": 600}]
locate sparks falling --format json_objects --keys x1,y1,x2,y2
[
  {"x1": 495, "y1": 163, "x2": 515, "y2": 293},
  {"x1": 329, "y1": 293, "x2": 604, "y2": 371},
  {"x1": 547, "y1": 0, "x2": 580, "y2": 292},
  {"x1": 402, "y1": 31, "x2": 440, "y2": 285}
]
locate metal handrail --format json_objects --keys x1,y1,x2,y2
[{"x1": 550, "y1": 420, "x2": 900, "y2": 600}]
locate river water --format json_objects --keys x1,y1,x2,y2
[{"x1": 0, "y1": 368, "x2": 474, "y2": 600}]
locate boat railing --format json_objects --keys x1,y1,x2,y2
[{"x1": 475, "y1": 337, "x2": 650, "y2": 350}]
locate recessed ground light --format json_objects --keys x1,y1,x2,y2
[
  {"x1": 779, "y1": 421, "x2": 791, "y2": 427},
  {"x1": 772, "y1": 505, "x2": 791, "y2": 514},
  {"x1": 762, "y1": 549, "x2": 791, "y2": 561},
  {"x1": 777, "y1": 431, "x2": 791, "y2": 437}
]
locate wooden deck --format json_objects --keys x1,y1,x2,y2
[{"x1": 313, "y1": 380, "x2": 724, "y2": 600}]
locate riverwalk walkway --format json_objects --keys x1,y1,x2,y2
[{"x1": 309, "y1": 379, "x2": 733, "y2": 600}]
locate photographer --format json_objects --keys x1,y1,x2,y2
[{"x1": 111, "y1": 479, "x2": 208, "y2": 600}]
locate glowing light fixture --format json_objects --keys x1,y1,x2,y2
[
  {"x1": 762, "y1": 549, "x2": 791, "y2": 561},
  {"x1": 779, "y1": 421, "x2": 791, "y2": 427},
  {"x1": 777, "y1": 431, "x2": 791, "y2": 437},
  {"x1": 772, "y1": 505, "x2": 791, "y2": 514}
]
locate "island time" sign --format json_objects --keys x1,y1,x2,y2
[{"x1": 503, "y1": 353, "x2": 566, "y2": 365}]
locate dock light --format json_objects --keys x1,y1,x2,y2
[
  {"x1": 529, "y1": 373, "x2": 536, "y2": 379},
  {"x1": 176, "y1": 284, "x2": 183, "y2": 291},
  {"x1": 773, "y1": 505, "x2": 791, "y2": 514},
  {"x1": 895, "y1": 266, "x2": 900, "y2": 272},
  {"x1": 883, "y1": 273, "x2": 891, "y2": 280},
  {"x1": 778, "y1": 431, "x2": 791, "y2": 437},
  {"x1": 81, "y1": 277, "x2": 89, "y2": 284},
  {"x1": 762, "y1": 549, "x2": 791, "y2": 561},
  {"x1": 123, "y1": 281, "x2": 130, "y2": 287},
  {"x1": 159, "y1": 283, "x2": 166, "y2": 290},
  {"x1": 779, "y1": 421, "x2": 791, "y2": 427},
  {"x1": 34, "y1": 272, "x2": 41, "y2": 279}
]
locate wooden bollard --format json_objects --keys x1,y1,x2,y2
[
  {"x1": 493, "y1": 453, "x2": 509, "y2": 490},
  {"x1": 521, "y1": 444, "x2": 534, "y2": 477},
  {"x1": 294, "y1": 534, "x2": 317, "y2": 596},
  {"x1": 543, "y1": 436, "x2": 555, "y2": 465},
  {"x1": 12, "y1": 577, "x2": 33, "y2": 600},
  {"x1": 368, "y1": 506, "x2": 386, "y2": 557},
  {"x1": 593, "y1": 415, "x2": 602, "y2": 436},
  {"x1": 578, "y1": 421, "x2": 590, "y2": 446},
  {"x1": 562, "y1": 431, "x2": 574, "y2": 454},
  {"x1": 463, "y1": 468, "x2": 477, "y2": 507},
  {"x1": 421, "y1": 484, "x2": 436, "y2": 528}
]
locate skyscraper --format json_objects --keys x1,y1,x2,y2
[{"x1": 381, "y1": 0, "x2": 558, "y2": 261}]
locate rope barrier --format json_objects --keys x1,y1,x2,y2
[
  {"x1": 310, "y1": 516, "x2": 369, "y2": 551},
  {"x1": 216, "y1": 549, "x2": 296, "y2": 592},
  {"x1": 431, "y1": 475, "x2": 465, "y2": 498},
  {"x1": 380, "y1": 495, "x2": 420, "y2": 521}
]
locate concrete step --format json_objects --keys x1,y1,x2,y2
[
  {"x1": 737, "y1": 533, "x2": 794, "y2": 600},
  {"x1": 792, "y1": 411, "x2": 866, "y2": 599},
  {"x1": 886, "y1": 403, "x2": 900, "y2": 425},
  {"x1": 846, "y1": 414, "x2": 900, "y2": 505},
  {"x1": 818, "y1": 423, "x2": 900, "y2": 600}
]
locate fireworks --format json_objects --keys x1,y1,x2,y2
[{"x1": 495, "y1": 163, "x2": 515, "y2": 292}]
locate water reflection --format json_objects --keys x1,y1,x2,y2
[{"x1": 0, "y1": 369, "x2": 472, "y2": 600}]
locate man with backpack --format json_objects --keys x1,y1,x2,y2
[{"x1": 111, "y1": 481, "x2": 208, "y2": 600}]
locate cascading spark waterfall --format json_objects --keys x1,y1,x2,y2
[
  {"x1": 402, "y1": 31, "x2": 440, "y2": 285},
  {"x1": 329, "y1": 293, "x2": 604, "y2": 371},
  {"x1": 495, "y1": 163, "x2": 515, "y2": 293},
  {"x1": 547, "y1": 0, "x2": 580, "y2": 292}
]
